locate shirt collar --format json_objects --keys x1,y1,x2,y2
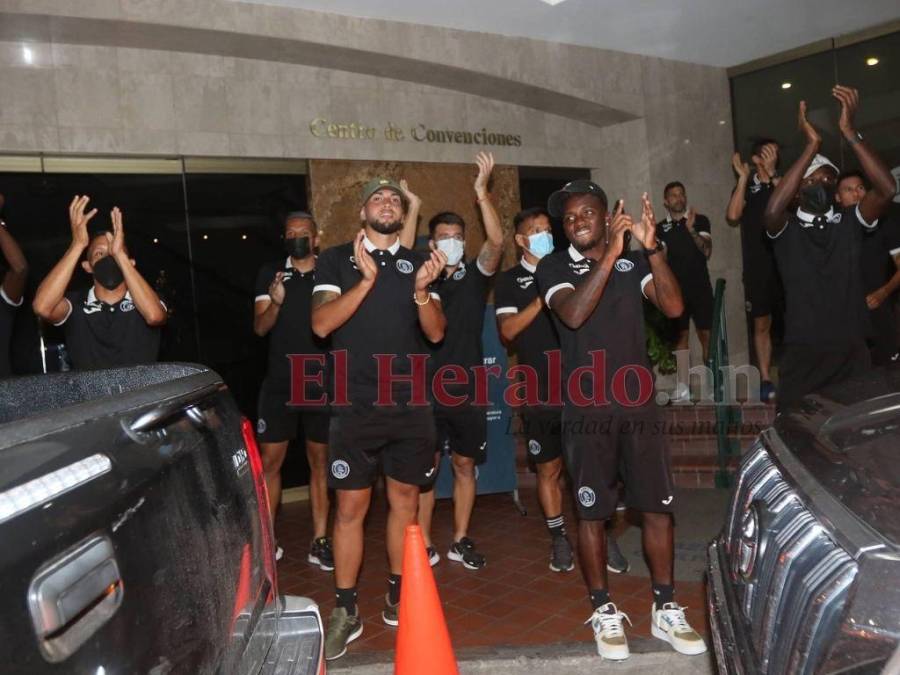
[
  {"x1": 796, "y1": 206, "x2": 838, "y2": 224},
  {"x1": 665, "y1": 211, "x2": 685, "y2": 224},
  {"x1": 363, "y1": 234, "x2": 400, "y2": 255},
  {"x1": 88, "y1": 287, "x2": 131, "y2": 305},
  {"x1": 567, "y1": 244, "x2": 585, "y2": 262},
  {"x1": 520, "y1": 256, "x2": 537, "y2": 273}
]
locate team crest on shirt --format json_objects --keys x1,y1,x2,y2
[
  {"x1": 257, "y1": 418, "x2": 267, "y2": 434},
  {"x1": 119, "y1": 298, "x2": 135, "y2": 312},
  {"x1": 578, "y1": 486, "x2": 596, "y2": 507},
  {"x1": 517, "y1": 275, "x2": 534, "y2": 289},
  {"x1": 614, "y1": 259, "x2": 634, "y2": 272},
  {"x1": 331, "y1": 460, "x2": 350, "y2": 479},
  {"x1": 452, "y1": 265, "x2": 467, "y2": 281},
  {"x1": 396, "y1": 259, "x2": 414, "y2": 274},
  {"x1": 528, "y1": 439, "x2": 542, "y2": 456}
]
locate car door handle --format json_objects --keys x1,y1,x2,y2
[{"x1": 28, "y1": 535, "x2": 123, "y2": 662}]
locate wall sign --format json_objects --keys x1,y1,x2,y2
[{"x1": 309, "y1": 118, "x2": 523, "y2": 147}]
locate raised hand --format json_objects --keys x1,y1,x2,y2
[
  {"x1": 798, "y1": 100, "x2": 821, "y2": 146},
  {"x1": 760, "y1": 144, "x2": 778, "y2": 177},
  {"x1": 685, "y1": 207, "x2": 697, "y2": 232},
  {"x1": 399, "y1": 179, "x2": 421, "y2": 209},
  {"x1": 68, "y1": 195, "x2": 97, "y2": 251},
  {"x1": 269, "y1": 271, "x2": 286, "y2": 306},
  {"x1": 416, "y1": 242, "x2": 448, "y2": 291},
  {"x1": 474, "y1": 151, "x2": 495, "y2": 199},
  {"x1": 353, "y1": 229, "x2": 379, "y2": 284},
  {"x1": 732, "y1": 152, "x2": 751, "y2": 180},
  {"x1": 606, "y1": 199, "x2": 632, "y2": 259},
  {"x1": 108, "y1": 207, "x2": 126, "y2": 259},
  {"x1": 630, "y1": 192, "x2": 658, "y2": 249},
  {"x1": 832, "y1": 85, "x2": 859, "y2": 138}
]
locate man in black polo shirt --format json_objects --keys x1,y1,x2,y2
[
  {"x1": 253, "y1": 211, "x2": 332, "y2": 568},
  {"x1": 0, "y1": 195, "x2": 28, "y2": 377},
  {"x1": 726, "y1": 141, "x2": 781, "y2": 402},
  {"x1": 33, "y1": 196, "x2": 167, "y2": 369},
  {"x1": 657, "y1": 182, "x2": 714, "y2": 377},
  {"x1": 763, "y1": 87, "x2": 896, "y2": 412},
  {"x1": 834, "y1": 170, "x2": 900, "y2": 365},
  {"x1": 400, "y1": 152, "x2": 504, "y2": 570},
  {"x1": 536, "y1": 181, "x2": 706, "y2": 661},
  {"x1": 311, "y1": 178, "x2": 446, "y2": 661}
]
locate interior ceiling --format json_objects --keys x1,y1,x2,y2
[{"x1": 238, "y1": 0, "x2": 900, "y2": 67}]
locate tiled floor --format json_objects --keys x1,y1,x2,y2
[{"x1": 275, "y1": 486, "x2": 710, "y2": 656}]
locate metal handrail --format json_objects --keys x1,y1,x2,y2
[{"x1": 707, "y1": 278, "x2": 741, "y2": 487}]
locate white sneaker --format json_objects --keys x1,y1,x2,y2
[
  {"x1": 585, "y1": 602, "x2": 631, "y2": 660},
  {"x1": 651, "y1": 602, "x2": 708, "y2": 655},
  {"x1": 275, "y1": 545, "x2": 284, "y2": 561}
]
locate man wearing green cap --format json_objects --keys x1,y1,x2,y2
[{"x1": 311, "y1": 177, "x2": 447, "y2": 661}]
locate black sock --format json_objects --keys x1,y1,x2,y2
[
  {"x1": 546, "y1": 514, "x2": 566, "y2": 538},
  {"x1": 388, "y1": 574, "x2": 401, "y2": 605},
  {"x1": 652, "y1": 583, "x2": 675, "y2": 607},
  {"x1": 590, "y1": 589, "x2": 611, "y2": 610},
  {"x1": 335, "y1": 586, "x2": 358, "y2": 614}
]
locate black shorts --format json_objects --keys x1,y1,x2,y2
[
  {"x1": 520, "y1": 406, "x2": 563, "y2": 464},
  {"x1": 676, "y1": 280, "x2": 714, "y2": 331},
  {"x1": 327, "y1": 406, "x2": 437, "y2": 489},
  {"x1": 743, "y1": 256, "x2": 780, "y2": 319},
  {"x1": 256, "y1": 379, "x2": 329, "y2": 444},
  {"x1": 777, "y1": 342, "x2": 872, "y2": 413},
  {"x1": 435, "y1": 404, "x2": 488, "y2": 464},
  {"x1": 867, "y1": 304, "x2": 899, "y2": 366},
  {"x1": 562, "y1": 406, "x2": 674, "y2": 520}
]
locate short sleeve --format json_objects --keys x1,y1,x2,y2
[
  {"x1": 634, "y1": 254, "x2": 653, "y2": 298},
  {"x1": 853, "y1": 204, "x2": 879, "y2": 230},
  {"x1": 55, "y1": 291, "x2": 77, "y2": 326},
  {"x1": 696, "y1": 215, "x2": 712, "y2": 238},
  {"x1": 254, "y1": 263, "x2": 275, "y2": 302},
  {"x1": 535, "y1": 255, "x2": 573, "y2": 307},
  {"x1": 494, "y1": 271, "x2": 518, "y2": 315},
  {"x1": 312, "y1": 246, "x2": 343, "y2": 295},
  {"x1": 883, "y1": 217, "x2": 900, "y2": 256}
]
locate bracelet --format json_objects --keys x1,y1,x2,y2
[{"x1": 413, "y1": 291, "x2": 431, "y2": 306}]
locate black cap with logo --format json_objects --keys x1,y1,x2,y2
[{"x1": 547, "y1": 179, "x2": 608, "y2": 217}]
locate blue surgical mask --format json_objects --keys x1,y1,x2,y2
[
  {"x1": 527, "y1": 231, "x2": 554, "y2": 259},
  {"x1": 436, "y1": 238, "x2": 465, "y2": 266}
]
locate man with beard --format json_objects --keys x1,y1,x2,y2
[
  {"x1": 726, "y1": 140, "x2": 781, "y2": 402},
  {"x1": 834, "y1": 170, "x2": 900, "y2": 365},
  {"x1": 311, "y1": 179, "x2": 447, "y2": 661},
  {"x1": 763, "y1": 87, "x2": 896, "y2": 412},
  {"x1": 536, "y1": 181, "x2": 707, "y2": 661},
  {"x1": 0, "y1": 193, "x2": 28, "y2": 377},
  {"x1": 253, "y1": 211, "x2": 332, "y2": 568},
  {"x1": 33, "y1": 196, "x2": 167, "y2": 369},
  {"x1": 399, "y1": 152, "x2": 504, "y2": 570}
]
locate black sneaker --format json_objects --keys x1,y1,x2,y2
[
  {"x1": 382, "y1": 593, "x2": 399, "y2": 627},
  {"x1": 549, "y1": 534, "x2": 575, "y2": 572},
  {"x1": 607, "y1": 536, "x2": 630, "y2": 574},
  {"x1": 447, "y1": 537, "x2": 486, "y2": 570},
  {"x1": 426, "y1": 545, "x2": 440, "y2": 567},
  {"x1": 308, "y1": 536, "x2": 335, "y2": 572}
]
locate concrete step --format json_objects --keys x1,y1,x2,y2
[{"x1": 327, "y1": 640, "x2": 715, "y2": 675}]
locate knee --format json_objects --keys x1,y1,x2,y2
[
  {"x1": 306, "y1": 443, "x2": 327, "y2": 472},
  {"x1": 260, "y1": 447, "x2": 285, "y2": 476},
  {"x1": 536, "y1": 460, "x2": 562, "y2": 482},
  {"x1": 336, "y1": 494, "x2": 368, "y2": 525},
  {"x1": 452, "y1": 455, "x2": 476, "y2": 479},
  {"x1": 390, "y1": 486, "x2": 420, "y2": 517}
]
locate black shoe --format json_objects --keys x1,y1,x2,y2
[
  {"x1": 447, "y1": 537, "x2": 486, "y2": 570},
  {"x1": 426, "y1": 545, "x2": 440, "y2": 567},
  {"x1": 382, "y1": 593, "x2": 399, "y2": 627},
  {"x1": 549, "y1": 534, "x2": 575, "y2": 572},
  {"x1": 607, "y1": 536, "x2": 630, "y2": 574},
  {"x1": 308, "y1": 536, "x2": 335, "y2": 572}
]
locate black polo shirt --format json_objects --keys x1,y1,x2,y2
[
  {"x1": 535, "y1": 246, "x2": 654, "y2": 410},
  {"x1": 313, "y1": 236, "x2": 439, "y2": 410},
  {"x1": 770, "y1": 205, "x2": 874, "y2": 347},
  {"x1": 859, "y1": 214, "x2": 900, "y2": 294},
  {"x1": 255, "y1": 257, "x2": 328, "y2": 397},
  {"x1": 656, "y1": 213, "x2": 712, "y2": 292},
  {"x1": 429, "y1": 259, "x2": 492, "y2": 399},
  {"x1": 0, "y1": 287, "x2": 22, "y2": 377},
  {"x1": 738, "y1": 175, "x2": 777, "y2": 272},
  {"x1": 495, "y1": 258, "x2": 559, "y2": 402},
  {"x1": 56, "y1": 287, "x2": 162, "y2": 370}
]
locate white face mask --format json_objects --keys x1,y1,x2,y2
[{"x1": 436, "y1": 238, "x2": 465, "y2": 266}]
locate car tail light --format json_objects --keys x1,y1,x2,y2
[{"x1": 241, "y1": 417, "x2": 277, "y2": 596}]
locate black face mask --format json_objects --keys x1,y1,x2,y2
[
  {"x1": 92, "y1": 255, "x2": 125, "y2": 291},
  {"x1": 284, "y1": 236, "x2": 311, "y2": 259},
  {"x1": 799, "y1": 182, "x2": 836, "y2": 215}
]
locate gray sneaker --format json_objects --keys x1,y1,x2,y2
[
  {"x1": 324, "y1": 607, "x2": 363, "y2": 661},
  {"x1": 382, "y1": 593, "x2": 399, "y2": 627},
  {"x1": 607, "y1": 536, "x2": 630, "y2": 574},
  {"x1": 549, "y1": 535, "x2": 575, "y2": 572}
]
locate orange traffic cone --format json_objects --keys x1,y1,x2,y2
[{"x1": 395, "y1": 524, "x2": 459, "y2": 675}]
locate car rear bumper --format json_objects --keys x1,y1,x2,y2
[
  {"x1": 260, "y1": 596, "x2": 324, "y2": 675},
  {"x1": 707, "y1": 539, "x2": 751, "y2": 675}
]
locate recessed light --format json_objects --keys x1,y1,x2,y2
[
  {"x1": 22, "y1": 46, "x2": 33, "y2": 64},
  {"x1": 203, "y1": 234, "x2": 209, "y2": 240},
  {"x1": 540, "y1": 0, "x2": 569, "y2": 5},
  {"x1": 781, "y1": 82, "x2": 792, "y2": 90},
  {"x1": 153, "y1": 237, "x2": 159, "y2": 244},
  {"x1": 866, "y1": 57, "x2": 879, "y2": 67},
  {"x1": 241, "y1": 234, "x2": 247, "y2": 240},
  {"x1": 718, "y1": 120, "x2": 726, "y2": 125}
]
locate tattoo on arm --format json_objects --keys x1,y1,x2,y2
[
  {"x1": 477, "y1": 243, "x2": 503, "y2": 275},
  {"x1": 312, "y1": 290, "x2": 338, "y2": 309}
]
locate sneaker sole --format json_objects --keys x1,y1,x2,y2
[
  {"x1": 447, "y1": 550, "x2": 484, "y2": 570},
  {"x1": 651, "y1": 623, "x2": 708, "y2": 655},
  {"x1": 428, "y1": 554, "x2": 440, "y2": 567},
  {"x1": 382, "y1": 612, "x2": 399, "y2": 627},
  {"x1": 325, "y1": 623, "x2": 364, "y2": 661},
  {"x1": 607, "y1": 563, "x2": 630, "y2": 574},
  {"x1": 595, "y1": 642, "x2": 630, "y2": 661},
  {"x1": 549, "y1": 561, "x2": 575, "y2": 572},
  {"x1": 307, "y1": 554, "x2": 335, "y2": 572}
]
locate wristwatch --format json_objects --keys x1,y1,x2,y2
[
  {"x1": 644, "y1": 239, "x2": 665, "y2": 257},
  {"x1": 847, "y1": 131, "x2": 864, "y2": 146}
]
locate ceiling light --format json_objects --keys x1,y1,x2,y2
[
  {"x1": 866, "y1": 57, "x2": 879, "y2": 66},
  {"x1": 781, "y1": 82, "x2": 792, "y2": 90},
  {"x1": 539, "y1": 0, "x2": 569, "y2": 5},
  {"x1": 22, "y1": 45, "x2": 33, "y2": 64},
  {"x1": 152, "y1": 237, "x2": 158, "y2": 244},
  {"x1": 203, "y1": 234, "x2": 209, "y2": 240},
  {"x1": 718, "y1": 120, "x2": 726, "y2": 125},
  {"x1": 241, "y1": 234, "x2": 247, "y2": 240}
]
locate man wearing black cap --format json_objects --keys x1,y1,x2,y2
[
  {"x1": 657, "y1": 182, "x2": 714, "y2": 380},
  {"x1": 400, "y1": 152, "x2": 504, "y2": 570},
  {"x1": 0, "y1": 194, "x2": 28, "y2": 377},
  {"x1": 536, "y1": 181, "x2": 707, "y2": 661},
  {"x1": 312, "y1": 178, "x2": 447, "y2": 661},
  {"x1": 253, "y1": 211, "x2": 332, "y2": 568},
  {"x1": 727, "y1": 141, "x2": 781, "y2": 402},
  {"x1": 33, "y1": 196, "x2": 167, "y2": 369},
  {"x1": 763, "y1": 87, "x2": 896, "y2": 411}
]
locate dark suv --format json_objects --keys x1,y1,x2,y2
[{"x1": 707, "y1": 366, "x2": 900, "y2": 674}]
